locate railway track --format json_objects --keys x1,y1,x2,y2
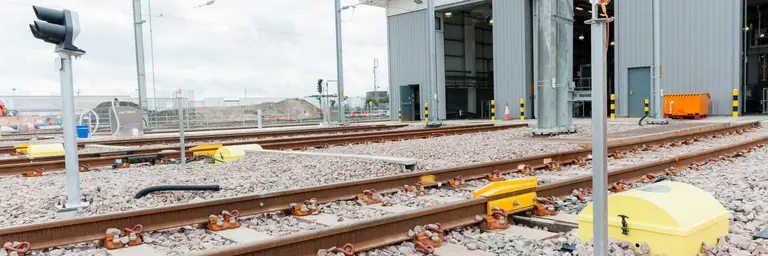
[
  {"x1": 0, "y1": 125, "x2": 405, "y2": 154},
  {"x1": 0, "y1": 122, "x2": 758, "y2": 252},
  {"x1": 197, "y1": 128, "x2": 768, "y2": 255},
  {"x1": 0, "y1": 124, "x2": 519, "y2": 176}
]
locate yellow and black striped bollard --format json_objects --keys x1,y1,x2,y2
[
  {"x1": 424, "y1": 103, "x2": 429, "y2": 122},
  {"x1": 644, "y1": 98, "x2": 649, "y2": 116},
  {"x1": 519, "y1": 98, "x2": 525, "y2": 121},
  {"x1": 491, "y1": 100, "x2": 496, "y2": 121},
  {"x1": 398, "y1": 108, "x2": 402, "y2": 122},
  {"x1": 732, "y1": 89, "x2": 739, "y2": 117},
  {"x1": 610, "y1": 94, "x2": 615, "y2": 119}
]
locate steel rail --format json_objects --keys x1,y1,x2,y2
[
  {"x1": 0, "y1": 124, "x2": 486, "y2": 163},
  {"x1": 194, "y1": 135, "x2": 768, "y2": 256},
  {"x1": 0, "y1": 125, "x2": 405, "y2": 154},
  {"x1": 0, "y1": 123, "x2": 759, "y2": 250},
  {"x1": 0, "y1": 125, "x2": 518, "y2": 176}
]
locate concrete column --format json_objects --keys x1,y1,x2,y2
[
  {"x1": 465, "y1": 15, "x2": 477, "y2": 113},
  {"x1": 555, "y1": 0, "x2": 574, "y2": 131}
]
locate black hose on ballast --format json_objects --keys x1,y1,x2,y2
[
  {"x1": 134, "y1": 184, "x2": 220, "y2": 199},
  {"x1": 638, "y1": 115, "x2": 648, "y2": 126}
]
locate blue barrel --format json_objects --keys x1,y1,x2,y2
[{"x1": 76, "y1": 125, "x2": 89, "y2": 138}]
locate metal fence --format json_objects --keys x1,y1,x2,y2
[{"x1": 0, "y1": 95, "x2": 391, "y2": 130}]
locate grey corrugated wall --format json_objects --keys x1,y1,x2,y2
[
  {"x1": 492, "y1": 0, "x2": 533, "y2": 120},
  {"x1": 614, "y1": 0, "x2": 653, "y2": 117},
  {"x1": 616, "y1": 0, "x2": 742, "y2": 116},
  {"x1": 387, "y1": 11, "x2": 429, "y2": 121}
]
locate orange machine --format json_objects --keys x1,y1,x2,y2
[{"x1": 663, "y1": 93, "x2": 710, "y2": 120}]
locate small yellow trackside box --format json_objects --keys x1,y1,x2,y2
[
  {"x1": 190, "y1": 144, "x2": 222, "y2": 157},
  {"x1": 578, "y1": 181, "x2": 729, "y2": 256},
  {"x1": 26, "y1": 143, "x2": 65, "y2": 158},
  {"x1": 213, "y1": 144, "x2": 263, "y2": 163}
]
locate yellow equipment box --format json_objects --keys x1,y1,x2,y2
[
  {"x1": 26, "y1": 143, "x2": 65, "y2": 158},
  {"x1": 578, "y1": 181, "x2": 728, "y2": 256},
  {"x1": 190, "y1": 144, "x2": 222, "y2": 157},
  {"x1": 473, "y1": 178, "x2": 538, "y2": 215},
  {"x1": 213, "y1": 144, "x2": 263, "y2": 163}
]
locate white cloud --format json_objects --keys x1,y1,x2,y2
[{"x1": 0, "y1": 0, "x2": 389, "y2": 100}]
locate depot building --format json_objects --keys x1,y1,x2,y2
[{"x1": 362, "y1": 0, "x2": 759, "y2": 121}]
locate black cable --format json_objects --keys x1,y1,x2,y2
[
  {"x1": 638, "y1": 115, "x2": 647, "y2": 126},
  {"x1": 134, "y1": 184, "x2": 220, "y2": 199}
]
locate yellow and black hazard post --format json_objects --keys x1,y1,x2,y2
[
  {"x1": 398, "y1": 108, "x2": 402, "y2": 122},
  {"x1": 519, "y1": 98, "x2": 525, "y2": 120},
  {"x1": 424, "y1": 103, "x2": 429, "y2": 122},
  {"x1": 490, "y1": 100, "x2": 496, "y2": 121},
  {"x1": 644, "y1": 98, "x2": 649, "y2": 117},
  {"x1": 733, "y1": 89, "x2": 739, "y2": 117},
  {"x1": 610, "y1": 94, "x2": 615, "y2": 119}
]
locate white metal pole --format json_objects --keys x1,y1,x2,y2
[
  {"x1": 58, "y1": 52, "x2": 85, "y2": 209},
  {"x1": 132, "y1": 0, "x2": 149, "y2": 124},
  {"x1": 178, "y1": 92, "x2": 186, "y2": 171},
  {"x1": 148, "y1": 0, "x2": 158, "y2": 127},
  {"x1": 334, "y1": 0, "x2": 346, "y2": 124},
  {"x1": 652, "y1": 0, "x2": 664, "y2": 120},
  {"x1": 588, "y1": 3, "x2": 608, "y2": 255},
  {"x1": 427, "y1": 0, "x2": 438, "y2": 122}
]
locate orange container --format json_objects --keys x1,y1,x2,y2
[{"x1": 663, "y1": 93, "x2": 710, "y2": 119}]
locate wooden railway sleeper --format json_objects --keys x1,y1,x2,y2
[
  {"x1": 356, "y1": 189, "x2": 381, "y2": 205},
  {"x1": 289, "y1": 198, "x2": 320, "y2": 216},
  {"x1": 2, "y1": 241, "x2": 30, "y2": 256},
  {"x1": 207, "y1": 210, "x2": 241, "y2": 231},
  {"x1": 104, "y1": 224, "x2": 144, "y2": 250}
]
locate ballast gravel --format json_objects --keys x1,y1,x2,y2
[
  {"x1": 314, "y1": 126, "x2": 583, "y2": 171},
  {"x1": 0, "y1": 153, "x2": 408, "y2": 228}
]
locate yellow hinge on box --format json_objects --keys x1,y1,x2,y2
[
  {"x1": 14, "y1": 143, "x2": 30, "y2": 154},
  {"x1": 473, "y1": 178, "x2": 538, "y2": 215}
]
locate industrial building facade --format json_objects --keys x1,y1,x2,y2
[{"x1": 365, "y1": 0, "x2": 753, "y2": 121}]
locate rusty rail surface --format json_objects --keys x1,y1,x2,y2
[
  {"x1": 194, "y1": 135, "x2": 768, "y2": 256},
  {"x1": 0, "y1": 124, "x2": 517, "y2": 176},
  {"x1": 0, "y1": 123, "x2": 759, "y2": 250},
  {"x1": 0, "y1": 125, "x2": 405, "y2": 154}
]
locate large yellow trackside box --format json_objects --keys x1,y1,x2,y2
[
  {"x1": 26, "y1": 143, "x2": 65, "y2": 158},
  {"x1": 578, "y1": 181, "x2": 728, "y2": 256}
]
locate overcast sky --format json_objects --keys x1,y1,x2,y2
[{"x1": 0, "y1": 0, "x2": 388, "y2": 100}]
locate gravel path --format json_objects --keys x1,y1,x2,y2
[{"x1": 314, "y1": 127, "x2": 583, "y2": 171}]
